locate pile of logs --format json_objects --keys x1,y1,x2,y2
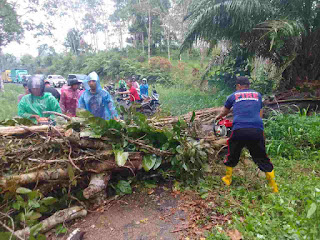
[
  {"x1": 149, "y1": 107, "x2": 223, "y2": 127},
  {"x1": 0, "y1": 107, "x2": 228, "y2": 238}
]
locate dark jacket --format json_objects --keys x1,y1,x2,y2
[{"x1": 44, "y1": 87, "x2": 61, "y2": 101}]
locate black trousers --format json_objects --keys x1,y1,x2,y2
[{"x1": 224, "y1": 128, "x2": 274, "y2": 172}]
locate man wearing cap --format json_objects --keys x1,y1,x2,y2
[
  {"x1": 78, "y1": 72, "x2": 118, "y2": 120},
  {"x1": 216, "y1": 76, "x2": 278, "y2": 193},
  {"x1": 60, "y1": 78, "x2": 83, "y2": 117},
  {"x1": 18, "y1": 75, "x2": 61, "y2": 124}
]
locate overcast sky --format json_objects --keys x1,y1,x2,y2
[{"x1": 3, "y1": 0, "x2": 121, "y2": 58}]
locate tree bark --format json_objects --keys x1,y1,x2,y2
[
  {"x1": 119, "y1": 21, "x2": 123, "y2": 49},
  {"x1": 142, "y1": 32, "x2": 145, "y2": 54},
  {"x1": 83, "y1": 172, "x2": 111, "y2": 199},
  {"x1": 0, "y1": 125, "x2": 64, "y2": 136},
  {"x1": 167, "y1": 26, "x2": 171, "y2": 61},
  {"x1": 0, "y1": 168, "x2": 69, "y2": 188},
  {"x1": 0, "y1": 153, "x2": 143, "y2": 188},
  {"x1": 15, "y1": 206, "x2": 87, "y2": 238},
  {"x1": 148, "y1": 7, "x2": 152, "y2": 62},
  {"x1": 0, "y1": 76, "x2": 4, "y2": 92}
]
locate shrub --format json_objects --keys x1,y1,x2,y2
[
  {"x1": 264, "y1": 112, "x2": 320, "y2": 158},
  {"x1": 149, "y1": 57, "x2": 172, "y2": 72},
  {"x1": 137, "y1": 56, "x2": 146, "y2": 63}
]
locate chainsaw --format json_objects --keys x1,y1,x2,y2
[{"x1": 213, "y1": 118, "x2": 233, "y2": 137}]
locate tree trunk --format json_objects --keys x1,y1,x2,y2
[
  {"x1": 142, "y1": 32, "x2": 145, "y2": 54},
  {"x1": 0, "y1": 153, "x2": 143, "y2": 188},
  {"x1": 0, "y1": 125, "x2": 64, "y2": 136},
  {"x1": 148, "y1": 8, "x2": 152, "y2": 62},
  {"x1": 0, "y1": 168, "x2": 69, "y2": 188},
  {"x1": 0, "y1": 77, "x2": 4, "y2": 92},
  {"x1": 15, "y1": 206, "x2": 87, "y2": 238},
  {"x1": 119, "y1": 21, "x2": 123, "y2": 49},
  {"x1": 95, "y1": 34, "x2": 99, "y2": 50},
  {"x1": 167, "y1": 27, "x2": 171, "y2": 62},
  {"x1": 105, "y1": 28, "x2": 109, "y2": 50},
  {"x1": 83, "y1": 172, "x2": 111, "y2": 199}
]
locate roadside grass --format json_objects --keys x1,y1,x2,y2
[
  {"x1": 155, "y1": 85, "x2": 231, "y2": 116},
  {"x1": 0, "y1": 84, "x2": 23, "y2": 121},
  {"x1": 196, "y1": 112, "x2": 320, "y2": 239}
]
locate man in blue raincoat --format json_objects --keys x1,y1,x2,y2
[
  {"x1": 140, "y1": 78, "x2": 149, "y2": 99},
  {"x1": 78, "y1": 72, "x2": 118, "y2": 120}
]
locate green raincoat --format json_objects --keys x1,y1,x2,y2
[{"x1": 18, "y1": 92, "x2": 62, "y2": 123}]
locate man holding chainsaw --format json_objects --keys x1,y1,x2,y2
[
  {"x1": 216, "y1": 76, "x2": 278, "y2": 193},
  {"x1": 18, "y1": 75, "x2": 61, "y2": 124}
]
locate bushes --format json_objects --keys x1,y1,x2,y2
[
  {"x1": 264, "y1": 112, "x2": 320, "y2": 158},
  {"x1": 250, "y1": 57, "x2": 279, "y2": 95},
  {"x1": 149, "y1": 57, "x2": 172, "y2": 72},
  {"x1": 22, "y1": 48, "x2": 205, "y2": 86}
]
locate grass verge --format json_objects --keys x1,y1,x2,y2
[
  {"x1": 0, "y1": 84, "x2": 24, "y2": 121},
  {"x1": 155, "y1": 85, "x2": 230, "y2": 116},
  {"x1": 191, "y1": 113, "x2": 320, "y2": 239}
]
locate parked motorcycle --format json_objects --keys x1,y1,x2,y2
[
  {"x1": 116, "y1": 89, "x2": 160, "y2": 116},
  {"x1": 138, "y1": 89, "x2": 160, "y2": 116}
]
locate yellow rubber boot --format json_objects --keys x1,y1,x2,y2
[
  {"x1": 265, "y1": 170, "x2": 279, "y2": 193},
  {"x1": 222, "y1": 167, "x2": 233, "y2": 186}
]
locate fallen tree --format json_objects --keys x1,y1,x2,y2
[
  {"x1": 15, "y1": 206, "x2": 87, "y2": 239},
  {"x1": 0, "y1": 108, "x2": 227, "y2": 237}
]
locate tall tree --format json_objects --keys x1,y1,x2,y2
[
  {"x1": 0, "y1": 1, "x2": 23, "y2": 48},
  {"x1": 181, "y1": 0, "x2": 320, "y2": 89},
  {"x1": 0, "y1": 53, "x2": 18, "y2": 70},
  {"x1": 64, "y1": 28, "x2": 84, "y2": 55},
  {"x1": 20, "y1": 54, "x2": 37, "y2": 74}
]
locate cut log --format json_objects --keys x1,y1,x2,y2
[
  {"x1": 83, "y1": 172, "x2": 111, "y2": 199},
  {"x1": 0, "y1": 168, "x2": 69, "y2": 188},
  {"x1": 15, "y1": 206, "x2": 87, "y2": 238},
  {"x1": 212, "y1": 138, "x2": 228, "y2": 146},
  {"x1": 0, "y1": 125, "x2": 65, "y2": 136},
  {"x1": 0, "y1": 153, "x2": 143, "y2": 188},
  {"x1": 150, "y1": 107, "x2": 224, "y2": 127}
]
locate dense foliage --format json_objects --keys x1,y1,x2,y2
[
  {"x1": 265, "y1": 111, "x2": 320, "y2": 158},
  {"x1": 0, "y1": 1, "x2": 23, "y2": 48},
  {"x1": 182, "y1": 0, "x2": 320, "y2": 89}
]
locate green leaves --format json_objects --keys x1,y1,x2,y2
[
  {"x1": 0, "y1": 118, "x2": 34, "y2": 126},
  {"x1": 190, "y1": 111, "x2": 196, "y2": 123},
  {"x1": 16, "y1": 187, "x2": 32, "y2": 194},
  {"x1": 116, "y1": 180, "x2": 132, "y2": 195},
  {"x1": 55, "y1": 224, "x2": 67, "y2": 236},
  {"x1": 40, "y1": 197, "x2": 57, "y2": 206},
  {"x1": 114, "y1": 149, "x2": 129, "y2": 167},
  {"x1": 307, "y1": 203, "x2": 317, "y2": 219},
  {"x1": 142, "y1": 155, "x2": 157, "y2": 172}
]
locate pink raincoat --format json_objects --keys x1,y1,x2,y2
[{"x1": 59, "y1": 86, "x2": 84, "y2": 117}]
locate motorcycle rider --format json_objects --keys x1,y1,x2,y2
[
  {"x1": 44, "y1": 80, "x2": 61, "y2": 101},
  {"x1": 60, "y1": 78, "x2": 83, "y2": 117},
  {"x1": 140, "y1": 78, "x2": 149, "y2": 100},
  {"x1": 78, "y1": 72, "x2": 118, "y2": 120},
  {"x1": 18, "y1": 75, "x2": 61, "y2": 124},
  {"x1": 118, "y1": 78, "x2": 127, "y2": 91},
  {"x1": 131, "y1": 76, "x2": 140, "y2": 94},
  {"x1": 117, "y1": 81, "x2": 140, "y2": 102},
  {"x1": 216, "y1": 76, "x2": 278, "y2": 193}
]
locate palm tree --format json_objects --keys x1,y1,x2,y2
[{"x1": 181, "y1": 0, "x2": 320, "y2": 89}]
